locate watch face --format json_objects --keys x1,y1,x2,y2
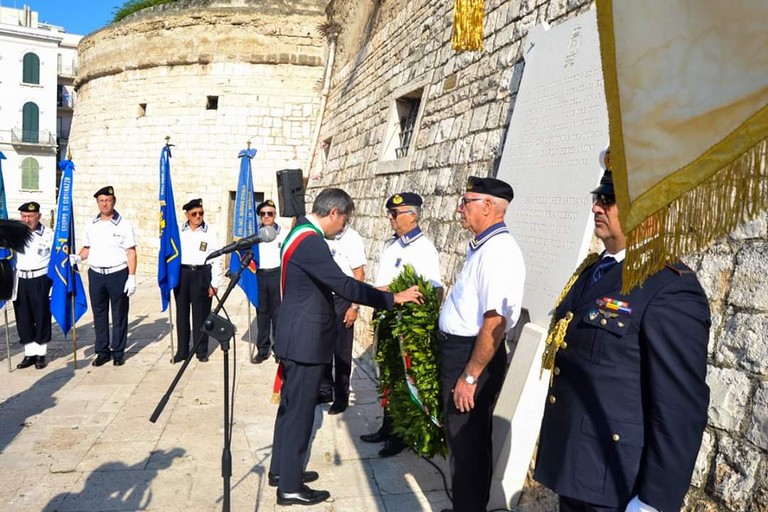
[{"x1": 464, "y1": 373, "x2": 476, "y2": 385}]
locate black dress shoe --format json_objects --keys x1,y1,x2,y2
[
  {"x1": 267, "y1": 470, "x2": 319, "y2": 487},
  {"x1": 16, "y1": 356, "x2": 36, "y2": 369},
  {"x1": 197, "y1": 356, "x2": 209, "y2": 362},
  {"x1": 173, "y1": 354, "x2": 186, "y2": 363},
  {"x1": 113, "y1": 357, "x2": 125, "y2": 366},
  {"x1": 92, "y1": 353, "x2": 111, "y2": 367},
  {"x1": 378, "y1": 436, "x2": 406, "y2": 457},
  {"x1": 252, "y1": 352, "x2": 269, "y2": 364},
  {"x1": 35, "y1": 356, "x2": 47, "y2": 369},
  {"x1": 360, "y1": 426, "x2": 391, "y2": 444},
  {"x1": 276, "y1": 485, "x2": 330, "y2": 506},
  {"x1": 317, "y1": 391, "x2": 333, "y2": 405},
  {"x1": 328, "y1": 401, "x2": 348, "y2": 415}
]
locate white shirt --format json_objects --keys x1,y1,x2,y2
[
  {"x1": 257, "y1": 223, "x2": 289, "y2": 270},
  {"x1": 374, "y1": 227, "x2": 442, "y2": 288},
  {"x1": 16, "y1": 224, "x2": 53, "y2": 271},
  {"x1": 180, "y1": 221, "x2": 223, "y2": 287},
  {"x1": 327, "y1": 226, "x2": 366, "y2": 277},
  {"x1": 81, "y1": 211, "x2": 136, "y2": 268},
  {"x1": 439, "y1": 224, "x2": 525, "y2": 337}
]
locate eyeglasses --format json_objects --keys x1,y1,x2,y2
[
  {"x1": 259, "y1": 211, "x2": 276, "y2": 217},
  {"x1": 458, "y1": 197, "x2": 484, "y2": 208},
  {"x1": 592, "y1": 193, "x2": 616, "y2": 207},
  {"x1": 386, "y1": 208, "x2": 415, "y2": 218},
  {"x1": 190, "y1": 211, "x2": 204, "y2": 217}
]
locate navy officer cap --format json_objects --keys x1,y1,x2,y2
[
  {"x1": 466, "y1": 176, "x2": 514, "y2": 202},
  {"x1": 591, "y1": 148, "x2": 614, "y2": 195},
  {"x1": 183, "y1": 198, "x2": 203, "y2": 211},
  {"x1": 18, "y1": 201, "x2": 40, "y2": 212},
  {"x1": 385, "y1": 192, "x2": 423, "y2": 209},
  {"x1": 256, "y1": 199, "x2": 276, "y2": 215},
  {"x1": 93, "y1": 185, "x2": 115, "y2": 198}
]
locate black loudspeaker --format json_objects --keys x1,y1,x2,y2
[{"x1": 276, "y1": 169, "x2": 306, "y2": 217}]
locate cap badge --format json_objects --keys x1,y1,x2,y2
[{"x1": 392, "y1": 195, "x2": 403, "y2": 205}]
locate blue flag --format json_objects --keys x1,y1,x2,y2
[
  {"x1": 47, "y1": 160, "x2": 88, "y2": 336},
  {"x1": 230, "y1": 148, "x2": 259, "y2": 308},
  {"x1": 158, "y1": 145, "x2": 182, "y2": 312},
  {"x1": 0, "y1": 150, "x2": 11, "y2": 310}
]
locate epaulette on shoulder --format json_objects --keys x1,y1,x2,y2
[{"x1": 665, "y1": 262, "x2": 696, "y2": 277}]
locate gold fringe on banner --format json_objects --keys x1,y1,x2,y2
[
  {"x1": 623, "y1": 137, "x2": 768, "y2": 294},
  {"x1": 452, "y1": 0, "x2": 484, "y2": 51}
]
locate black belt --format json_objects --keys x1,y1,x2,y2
[
  {"x1": 181, "y1": 264, "x2": 210, "y2": 270},
  {"x1": 257, "y1": 267, "x2": 280, "y2": 274},
  {"x1": 438, "y1": 331, "x2": 477, "y2": 344}
]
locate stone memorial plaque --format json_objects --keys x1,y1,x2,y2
[{"x1": 498, "y1": 8, "x2": 608, "y2": 326}]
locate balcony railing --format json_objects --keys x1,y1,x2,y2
[{"x1": 10, "y1": 129, "x2": 57, "y2": 147}]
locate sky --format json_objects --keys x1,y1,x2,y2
[{"x1": 6, "y1": 0, "x2": 118, "y2": 35}]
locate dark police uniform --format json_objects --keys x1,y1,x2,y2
[
  {"x1": 174, "y1": 198, "x2": 222, "y2": 362},
  {"x1": 13, "y1": 201, "x2": 53, "y2": 370}
]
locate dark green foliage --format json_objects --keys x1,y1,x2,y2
[
  {"x1": 373, "y1": 264, "x2": 447, "y2": 458},
  {"x1": 113, "y1": 0, "x2": 181, "y2": 23}
]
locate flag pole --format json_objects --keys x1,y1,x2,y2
[
  {"x1": 247, "y1": 303, "x2": 254, "y2": 361},
  {"x1": 168, "y1": 300, "x2": 176, "y2": 363},
  {"x1": 70, "y1": 298, "x2": 78, "y2": 367},
  {"x1": 4, "y1": 306, "x2": 11, "y2": 372}
]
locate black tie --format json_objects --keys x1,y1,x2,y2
[{"x1": 589, "y1": 256, "x2": 617, "y2": 286}]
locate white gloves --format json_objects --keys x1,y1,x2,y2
[
  {"x1": 69, "y1": 254, "x2": 82, "y2": 266},
  {"x1": 124, "y1": 275, "x2": 137, "y2": 297},
  {"x1": 626, "y1": 496, "x2": 659, "y2": 512}
]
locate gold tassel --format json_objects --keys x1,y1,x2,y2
[
  {"x1": 540, "y1": 253, "x2": 601, "y2": 378},
  {"x1": 452, "y1": 0, "x2": 485, "y2": 52},
  {"x1": 271, "y1": 392, "x2": 281, "y2": 404},
  {"x1": 623, "y1": 137, "x2": 768, "y2": 293}
]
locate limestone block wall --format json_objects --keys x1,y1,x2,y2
[
  {"x1": 314, "y1": 0, "x2": 768, "y2": 510},
  {"x1": 69, "y1": 0, "x2": 327, "y2": 276}
]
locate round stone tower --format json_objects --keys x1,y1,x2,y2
[{"x1": 69, "y1": 0, "x2": 328, "y2": 276}]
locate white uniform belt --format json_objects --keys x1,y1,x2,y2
[
  {"x1": 90, "y1": 263, "x2": 128, "y2": 275},
  {"x1": 18, "y1": 267, "x2": 48, "y2": 279}
]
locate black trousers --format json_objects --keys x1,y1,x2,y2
[
  {"x1": 269, "y1": 359, "x2": 323, "y2": 492},
  {"x1": 440, "y1": 334, "x2": 507, "y2": 512},
  {"x1": 13, "y1": 275, "x2": 52, "y2": 344},
  {"x1": 88, "y1": 268, "x2": 129, "y2": 358},
  {"x1": 256, "y1": 269, "x2": 281, "y2": 355},
  {"x1": 559, "y1": 496, "x2": 623, "y2": 512},
  {"x1": 174, "y1": 267, "x2": 212, "y2": 359},
  {"x1": 320, "y1": 295, "x2": 353, "y2": 401}
]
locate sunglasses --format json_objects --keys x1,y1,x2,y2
[
  {"x1": 189, "y1": 211, "x2": 204, "y2": 217},
  {"x1": 458, "y1": 197, "x2": 484, "y2": 207},
  {"x1": 592, "y1": 193, "x2": 616, "y2": 207},
  {"x1": 259, "y1": 211, "x2": 276, "y2": 217},
  {"x1": 386, "y1": 208, "x2": 415, "y2": 218}
]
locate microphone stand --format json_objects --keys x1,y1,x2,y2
[{"x1": 150, "y1": 249, "x2": 254, "y2": 512}]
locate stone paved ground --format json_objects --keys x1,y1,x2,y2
[{"x1": 0, "y1": 276, "x2": 452, "y2": 512}]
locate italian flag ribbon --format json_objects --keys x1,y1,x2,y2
[{"x1": 271, "y1": 221, "x2": 323, "y2": 403}]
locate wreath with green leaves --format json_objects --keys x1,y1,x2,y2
[{"x1": 373, "y1": 264, "x2": 447, "y2": 458}]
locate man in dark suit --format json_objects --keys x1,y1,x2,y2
[
  {"x1": 534, "y1": 166, "x2": 711, "y2": 511},
  {"x1": 268, "y1": 188, "x2": 422, "y2": 506}
]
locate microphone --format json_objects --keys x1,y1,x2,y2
[{"x1": 205, "y1": 225, "x2": 277, "y2": 261}]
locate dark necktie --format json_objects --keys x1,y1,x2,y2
[{"x1": 589, "y1": 256, "x2": 617, "y2": 286}]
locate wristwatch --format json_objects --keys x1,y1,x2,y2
[
  {"x1": 351, "y1": 305, "x2": 360, "y2": 311},
  {"x1": 462, "y1": 372, "x2": 477, "y2": 385}
]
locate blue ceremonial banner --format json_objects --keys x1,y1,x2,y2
[
  {"x1": 158, "y1": 145, "x2": 181, "y2": 312},
  {"x1": 47, "y1": 160, "x2": 88, "y2": 336},
  {"x1": 230, "y1": 148, "x2": 259, "y2": 308},
  {"x1": 0, "y1": 150, "x2": 11, "y2": 310}
]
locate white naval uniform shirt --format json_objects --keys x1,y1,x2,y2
[
  {"x1": 327, "y1": 226, "x2": 367, "y2": 278},
  {"x1": 374, "y1": 227, "x2": 442, "y2": 288},
  {"x1": 439, "y1": 223, "x2": 525, "y2": 337},
  {"x1": 257, "y1": 223, "x2": 288, "y2": 270},
  {"x1": 16, "y1": 224, "x2": 53, "y2": 272},
  {"x1": 179, "y1": 221, "x2": 223, "y2": 287},
  {"x1": 81, "y1": 211, "x2": 136, "y2": 268}
]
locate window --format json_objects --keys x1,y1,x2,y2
[
  {"x1": 22, "y1": 53, "x2": 40, "y2": 84},
  {"x1": 206, "y1": 96, "x2": 218, "y2": 110},
  {"x1": 22, "y1": 102, "x2": 39, "y2": 143},
  {"x1": 377, "y1": 74, "x2": 431, "y2": 174},
  {"x1": 395, "y1": 95, "x2": 422, "y2": 158},
  {"x1": 21, "y1": 158, "x2": 40, "y2": 190}
]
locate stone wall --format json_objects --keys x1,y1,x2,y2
[
  {"x1": 313, "y1": 0, "x2": 768, "y2": 509},
  {"x1": 69, "y1": 0, "x2": 327, "y2": 276}
]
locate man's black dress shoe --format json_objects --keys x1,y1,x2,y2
[
  {"x1": 35, "y1": 356, "x2": 47, "y2": 369},
  {"x1": 360, "y1": 426, "x2": 391, "y2": 444},
  {"x1": 173, "y1": 354, "x2": 186, "y2": 363},
  {"x1": 16, "y1": 356, "x2": 36, "y2": 369},
  {"x1": 197, "y1": 356, "x2": 209, "y2": 363},
  {"x1": 92, "y1": 353, "x2": 111, "y2": 367},
  {"x1": 378, "y1": 436, "x2": 406, "y2": 457},
  {"x1": 252, "y1": 352, "x2": 269, "y2": 364},
  {"x1": 276, "y1": 485, "x2": 330, "y2": 506},
  {"x1": 317, "y1": 391, "x2": 333, "y2": 404},
  {"x1": 328, "y1": 401, "x2": 348, "y2": 415},
  {"x1": 267, "y1": 470, "x2": 319, "y2": 487},
  {"x1": 113, "y1": 357, "x2": 125, "y2": 366}
]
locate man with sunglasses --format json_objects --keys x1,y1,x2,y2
[
  {"x1": 173, "y1": 198, "x2": 222, "y2": 363},
  {"x1": 253, "y1": 199, "x2": 289, "y2": 364},
  {"x1": 438, "y1": 176, "x2": 525, "y2": 512},
  {"x1": 360, "y1": 192, "x2": 443, "y2": 457},
  {"x1": 534, "y1": 163, "x2": 710, "y2": 512}
]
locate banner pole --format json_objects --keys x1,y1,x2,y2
[
  {"x1": 4, "y1": 307, "x2": 11, "y2": 373},
  {"x1": 168, "y1": 300, "x2": 176, "y2": 363},
  {"x1": 70, "y1": 298, "x2": 78, "y2": 368},
  {"x1": 247, "y1": 302, "x2": 255, "y2": 361}
]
